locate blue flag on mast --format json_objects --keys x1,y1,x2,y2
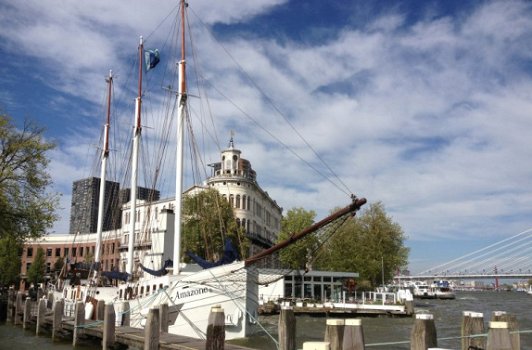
[{"x1": 145, "y1": 49, "x2": 160, "y2": 71}]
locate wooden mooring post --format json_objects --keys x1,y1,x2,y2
[
  {"x1": 103, "y1": 302, "x2": 116, "y2": 350},
  {"x1": 461, "y1": 311, "x2": 485, "y2": 350},
  {"x1": 14, "y1": 291, "x2": 24, "y2": 325},
  {"x1": 6, "y1": 287, "x2": 15, "y2": 323},
  {"x1": 492, "y1": 311, "x2": 520, "y2": 350},
  {"x1": 342, "y1": 319, "x2": 365, "y2": 350},
  {"x1": 206, "y1": 305, "x2": 225, "y2": 350},
  {"x1": 46, "y1": 291, "x2": 54, "y2": 309},
  {"x1": 278, "y1": 306, "x2": 296, "y2": 350},
  {"x1": 410, "y1": 313, "x2": 437, "y2": 350},
  {"x1": 36, "y1": 298, "x2": 47, "y2": 335},
  {"x1": 22, "y1": 297, "x2": 32, "y2": 329},
  {"x1": 487, "y1": 321, "x2": 513, "y2": 350},
  {"x1": 72, "y1": 300, "x2": 85, "y2": 347},
  {"x1": 96, "y1": 299, "x2": 105, "y2": 321},
  {"x1": 159, "y1": 303, "x2": 169, "y2": 333},
  {"x1": 324, "y1": 319, "x2": 345, "y2": 350},
  {"x1": 144, "y1": 308, "x2": 160, "y2": 350},
  {"x1": 303, "y1": 342, "x2": 330, "y2": 350},
  {"x1": 121, "y1": 300, "x2": 130, "y2": 326},
  {"x1": 52, "y1": 299, "x2": 64, "y2": 341}
]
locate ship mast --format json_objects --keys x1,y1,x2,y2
[
  {"x1": 127, "y1": 36, "x2": 144, "y2": 275},
  {"x1": 173, "y1": 0, "x2": 187, "y2": 275},
  {"x1": 94, "y1": 70, "x2": 113, "y2": 275}
]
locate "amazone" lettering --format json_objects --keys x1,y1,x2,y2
[{"x1": 175, "y1": 287, "x2": 210, "y2": 299}]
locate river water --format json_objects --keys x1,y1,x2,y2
[{"x1": 1, "y1": 291, "x2": 531, "y2": 349}]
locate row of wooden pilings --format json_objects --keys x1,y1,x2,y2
[
  {"x1": 5, "y1": 288, "x2": 226, "y2": 350},
  {"x1": 5, "y1": 287, "x2": 522, "y2": 350},
  {"x1": 278, "y1": 306, "x2": 521, "y2": 350}
]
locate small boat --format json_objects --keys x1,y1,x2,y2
[
  {"x1": 431, "y1": 280, "x2": 455, "y2": 300},
  {"x1": 410, "y1": 281, "x2": 436, "y2": 299}
]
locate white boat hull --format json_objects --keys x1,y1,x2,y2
[{"x1": 56, "y1": 261, "x2": 259, "y2": 340}]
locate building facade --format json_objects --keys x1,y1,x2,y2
[
  {"x1": 206, "y1": 138, "x2": 283, "y2": 267},
  {"x1": 19, "y1": 232, "x2": 121, "y2": 290},
  {"x1": 69, "y1": 177, "x2": 120, "y2": 234},
  {"x1": 21, "y1": 140, "x2": 283, "y2": 287}
]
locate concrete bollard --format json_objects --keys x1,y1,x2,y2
[
  {"x1": 73, "y1": 301, "x2": 85, "y2": 347},
  {"x1": 411, "y1": 313, "x2": 437, "y2": 350},
  {"x1": 159, "y1": 303, "x2": 169, "y2": 333},
  {"x1": 52, "y1": 299, "x2": 64, "y2": 341},
  {"x1": 486, "y1": 321, "x2": 512, "y2": 350},
  {"x1": 342, "y1": 318, "x2": 365, "y2": 350},
  {"x1": 461, "y1": 311, "x2": 484, "y2": 350},
  {"x1": 278, "y1": 306, "x2": 296, "y2": 350},
  {"x1": 36, "y1": 298, "x2": 47, "y2": 335},
  {"x1": 324, "y1": 319, "x2": 345, "y2": 350},
  {"x1": 206, "y1": 305, "x2": 225, "y2": 350},
  {"x1": 144, "y1": 308, "x2": 160, "y2": 350},
  {"x1": 23, "y1": 297, "x2": 32, "y2": 329},
  {"x1": 492, "y1": 311, "x2": 520, "y2": 350},
  {"x1": 102, "y1": 302, "x2": 116, "y2": 350}
]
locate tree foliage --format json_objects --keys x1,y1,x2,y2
[
  {"x1": 0, "y1": 115, "x2": 58, "y2": 241},
  {"x1": 181, "y1": 188, "x2": 249, "y2": 262},
  {"x1": 0, "y1": 235, "x2": 22, "y2": 286},
  {"x1": 276, "y1": 207, "x2": 317, "y2": 269},
  {"x1": 315, "y1": 202, "x2": 409, "y2": 288},
  {"x1": 27, "y1": 247, "x2": 46, "y2": 286}
]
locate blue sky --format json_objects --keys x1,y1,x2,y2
[{"x1": 1, "y1": 0, "x2": 532, "y2": 273}]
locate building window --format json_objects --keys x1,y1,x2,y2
[
  {"x1": 242, "y1": 195, "x2": 246, "y2": 210},
  {"x1": 79, "y1": 247, "x2": 84, "y2": 257},
  {"x1": 72, "y1": 247, "x2": 77, "y2": 257},
  {"x1": 46, "y1": 263, "x2": 51, "y2": 273},
  {"x1": 229, "y1": 194, "x2": 234, "y2": 208},
  {"x1": 55, "y1": 247, "x2": 61, "y2": 257},
  {"x1": 64, "y1": 248, "x2": 69, "y2": 257},
  {"x1": 112, "y1": 243, "x2": 115, "y2": 254},
  {"x1": 236, "y1": 195, "x2": 241, "y2": 209},
  {"x1": 46, "y1": 248, "x2": 52, "y2": 257},
  {"x1": 27, "y1": 248, "x2": 33, "y2": 257}
]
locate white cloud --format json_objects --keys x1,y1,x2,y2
[{"x1": 1, "y1": 1, "x2": 532, "y2": 273}]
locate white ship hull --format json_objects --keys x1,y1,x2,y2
[{"x1": 57, "y1": 261, "x2": 259, "y2": 340}]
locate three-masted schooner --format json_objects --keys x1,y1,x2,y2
[{"x1": 56, "y1": 0, "x2": 366, "y2": 340}]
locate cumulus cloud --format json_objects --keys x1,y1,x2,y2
[{"x1": 1, "y1": 0, "x2": 532, "y2": 272}]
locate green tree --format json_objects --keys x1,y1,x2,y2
[
  {"x1": 316, "y1": 202, "x2": 409, "y2": 288},
  {"x1": 182, "y1": 188, "x2": 249, "y2": 262},
  {"x1": 27, "y1": 247, "x2": 46, "y2": 286},
  {"x1": 276, "y1": 207, "x2": 317, "y2": 269},
  {"x1": 53, "y1": 256, "x2": 64, "y2": 272},
  {"x1": 0, "y1": 115, "x2": 58, "y2": 241},
  {"x1": 0, "y1": 236, "x2": 22, "y2": 286}
]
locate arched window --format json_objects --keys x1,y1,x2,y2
[
  {"x1": 242, "y1": 195, "x2": 246, "y2": 210},
  {"x1": 236, "y1": 195, "x2": 241, "y2": 208},
  {"x1": 229, "y1": 194, "x2": 234, "y2": 208}
]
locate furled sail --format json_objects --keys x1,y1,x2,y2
[
  {"x1": 139, "y1": 259, "x2": 173, "y2": 276},
  {"x1": 186, "y1": 238, "x2": 239, "y2": 269}
]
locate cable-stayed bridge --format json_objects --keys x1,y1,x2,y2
[{"x1": 399, "y1": 227, "x2": 532, "y2": 281}]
